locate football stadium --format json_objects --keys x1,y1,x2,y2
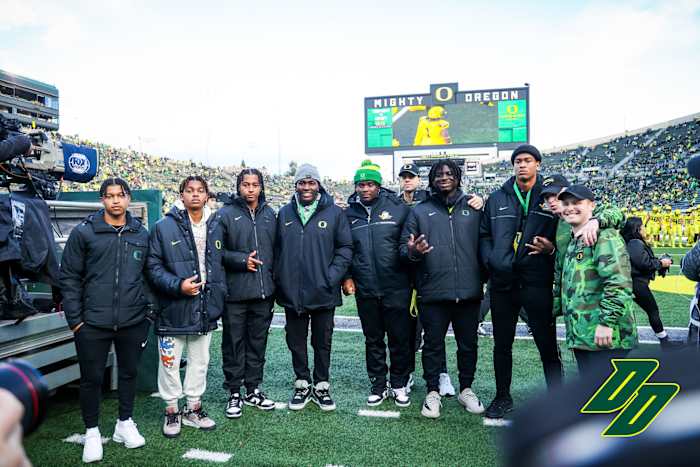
[{"x1": 2, "y1": 3, "x2": 700, "y2": 467}]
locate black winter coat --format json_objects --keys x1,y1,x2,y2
[
  {"x1": 274, "y1": 190, "x2": 353, "y2": 314},
  {"x1": 219, "y1": 195, "x2": 276, "y2": 302},
  {"x1": 400, "y1": 190, "x2": 484, "y2": 303},
  {"x1": 479, "y1": 175, "x2": 558, "y2": 291},
  {"x1": 60, "y1": 210, "x2": 150, "y2": 330},
  {"x1": 396, "y1": 189, "x2": 429, "y2": 207},
  {"x1": 626, "y1": 239, "x2": 662, "y2": 281},
  {"x1": 147, "y1": 206, "x2": 226, "y2": 335},
  {"x1": 345, "y1": 189, "x2": 411, "y2": 308}
]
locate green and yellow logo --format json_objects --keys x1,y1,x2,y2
[{"x1": 581, "y1": 359, "x2": 679, "y2": 437}]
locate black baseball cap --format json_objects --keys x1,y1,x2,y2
[
  {"x1": 557, "y1": 184, "x2": 595, "y2": 202},
  {"x1": 541, "y1": 174, "x2": 570, "y2": 197},
  {"x1": 399, "y1": 162, "x2": 419, "y2": 177}
]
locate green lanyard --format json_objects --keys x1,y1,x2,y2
[{"x1": 513, "y1": 181, "x2": 531, "y2": 216}]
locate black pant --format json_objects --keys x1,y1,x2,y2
[
  {"x1": 73, "y1": 320, "x2": 150, "y2": 428},
  {"x1": 356, "y1": 297, "x2": 412, "y2": 390},
  {"x1": 632, "y1": 278, "x2": 664, "y2": 334},
  {"x1": 408, "y1": 301, "x2": 448, "y2": 375},
  {"x1": 284, "y1": 308, "x2": 334, "y2": 384},
  {"x1": 420, "y1": 300, "x2": 480, "y2": 393},
  {"x1": 491, "y1": 286, "x2": 562, "y2": 397},
  {"x1": 479, "y1": 282, "x2": 529, "y2": 324},
  {"x1": 573, "y1": 349, "x2": 629, "y2": 375},
  {"x1": 221, "y1": 298, "x2": 274, "y2": 393}
]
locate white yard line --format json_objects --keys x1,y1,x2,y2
[
  {"x1": 483, "y1": 418, "x2": 512, "y2": 427},
  {"x1": 62, "y1": 433, "x2": 110, "y2": 445},
  {"x1": 182, "y1": 449, "x2": 233, "y2": 463},
  {"x1": 357, "y1": 409, "x2": 400, "y2": 419}
]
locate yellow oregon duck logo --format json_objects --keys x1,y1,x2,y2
[
  {"x1": 576, "y1": 251, "x2": 584, "y2": 261},
  {"x1": 378, "y1": 211, "x2": 392, "y2": 220},
  {"x1": 318, "y1": 220, "x2": 328, "y2": 229}
]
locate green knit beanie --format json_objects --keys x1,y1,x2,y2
[{"x1": 354, "y1": 159, "x2": 382, "y2": 185}]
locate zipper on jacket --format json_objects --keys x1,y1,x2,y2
[
  {"x1": 361, "y1": 202, "x2": 381, "y2": 299},
  {"x1": 250, "y1": 208, "x2": 266, "y2": 300},
  {"x1": 113, "y1": 229, "x2": 123, "y2": 330},
  {"x1": 448, "y1": 213, "x2": 460, "y2": 303}
]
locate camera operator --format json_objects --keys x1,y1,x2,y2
[
  {"x1": 0, "y1": 133, "x2": 30, "y2": 162},
  {"x1": 621, "y1": 217, "x2": 678, "y2": 348}
]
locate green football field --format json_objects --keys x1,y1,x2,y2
[
  {"x1": 23, "y1": 247, "x2": 694, "y2": 465},
  {"x1": 26, "y1": 328, "x2": 586, "y2": 467}
]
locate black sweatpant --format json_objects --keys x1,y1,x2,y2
[
  {"x1": 420, "y1": 300, "x2": 480, "y2": 393},
  {"x1": 221, "y1": 298, "x2": 274, "y2": 393},
  {"x1": 284, "y1": 308, "x2": 334, "y2": 384},
  {"x1": 491, "y1": 286, "x2": 562, "y2": 397},
  {"x1": 356, "y1": 297, "x2": 412, "y2": 390},
  {"x1": 632, "y1": 278, "x2": 664, "y2": 334},
  {"x1": 73, "y1": 320, "x2": 150, "y2": 428},
  {"x1": 573, "y1": 349, "x2": 630, "y2": 376}
]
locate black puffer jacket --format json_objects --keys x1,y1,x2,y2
[
  {"x1": 345, "y1": 189, "x2": 411, "y2": 308},
  {"x1": 274, "y1": 189, "x2": 353, "y2": 314},
  {"x1": 396, "y1": 189, "x2": 429, "y2": 207},
  {"x1": 60, "y1": 210, "x2": 150, "y2": 330},
  {"x1": 626, "y1": 239, "x2": 662, "y2": 281},
  {"x1": 480, "y1": 175, "x2": 558, "y2": 291},
  {"x1": 219, "y1": 195, "x2": 276, "y2": 302},
  {"x1": 400, "y1": 190, "x2": 484, "y2": 303},
  {"x1": 147, "y1": 205, "x2": 226, "y2": 335}
]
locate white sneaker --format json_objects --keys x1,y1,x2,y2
[
  {"x1": 112, "y1": 418, "x2": 145, "y2": 448},
  {"x1": 367, "y1": 387, "x2": 388, "y2": 407},
  {"x1": 458, "y1": 388, "x2": 485, "y2": 414},
  {"x1": 392, "y1": 387, "x2": 411, "y2": 407},
  {"x1": 82, "y1": 427, "x2": 103, "y2": 463},
  {"x1": 477, "y1": 323, "x2": 489, "y2": 336},
  {"x1": 421, "y1": 391, "x2": 442, "y2": 418},
  {"x1": 439, "y1": 373, "x2": 456, "y2": 397}
]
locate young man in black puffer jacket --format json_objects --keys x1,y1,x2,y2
[
  {"x1": 147, "y1": 175, "x2": 226, "y2": 438},
  {"x1": 275, "y1": 163, "x2": 353, "y2": 412},
  {"x1": 401, "y1": 159, "x2": 487, "y2": 419},
  {"x1": 60, "y1": 178, "x2": 151, "y2": 463},
  {"x1": 480, "y1": 144, "x2": 563, "y2": 419},
  {"x1": 344, "y1": 160, "x2": 413, "y2": 408},
  {"x1": 218, "y1": 168, "x2": 277, "y2": 418}
]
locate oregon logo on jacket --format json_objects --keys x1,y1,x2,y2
[{"x1": 581, "y1": 359, "x2": 679, "y2": 437}]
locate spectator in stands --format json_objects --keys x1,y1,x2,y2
[
  {"x1": 147, "y1": 176, "x2": 225, "y2": 438},
  {"x1": 274, "y1": 164, "x2": 353, "y2": 413},
  {"x1": 60, "y1": 178, "x2": 151, "y2": 463}
]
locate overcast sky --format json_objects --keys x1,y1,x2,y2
[{"x1": 2, "y1": 0, "x2": 699, "y2": 180}]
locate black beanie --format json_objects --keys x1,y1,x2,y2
[{"x1": 510, "y1": 144, "x2": 542, "y2": 164}]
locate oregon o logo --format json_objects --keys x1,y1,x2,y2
[
  {"x1": 576, "y1": 251, "x2": 584, "y2": 261},
  {"x1": 215, "y1": 240, "x2": 222, "y2": 249},
  {"x1": 133, "y1": 250, "x2": 143, "y2": 261},
  {"x1": 318, "y1": 220, "x2": 328, "y2": 229},
  {"x1": 506, "y1": 104, "x2": 519, "y2": 114},
  {"x1": 68, "y1": 153, "x2": 90, "y2": 174},
  {"x1": 434, "y1": 86, "x2": 454, "y2": 102}
]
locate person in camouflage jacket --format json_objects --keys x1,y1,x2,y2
[{"x1": 553, "y1": 185, "x2": 637, "y2": 373}]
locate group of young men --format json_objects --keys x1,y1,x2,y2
[{"x1": 61, "y1": 143, "x2": 641, "y2": 463}]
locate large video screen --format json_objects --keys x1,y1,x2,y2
[{"x1": 365, "y1": 85, "x2": 528, "y2": 153}]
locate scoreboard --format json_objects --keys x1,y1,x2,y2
[{"x1": 365, "y1": 83, "x2": 529, "y2": 154}]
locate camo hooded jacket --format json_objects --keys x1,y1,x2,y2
[{"x1": 553, "y1": 228, "x2": 638, "y2": 351}]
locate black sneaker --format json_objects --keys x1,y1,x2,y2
[
  {"x1": 289, "y1": 380, "x2": 312, "y2": 411},
  {"x1": 659, "y1": 336, "x2": 684, "y2": 350},
  {"x1": 366, "y1": 386, "x2": 388, "y2": 407},
  {"x1": 225, "y1": 393, "x2": 242, "y2": 418},
  {"x1": 312, "y1": 382, "x2": 336, "y2": 411},
  {"x1": 244, "y1": 389, "x2": 275, "y2": 410},
  {"x1": 484, "y1": 395, "x2": 514, "y2": 419}
]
